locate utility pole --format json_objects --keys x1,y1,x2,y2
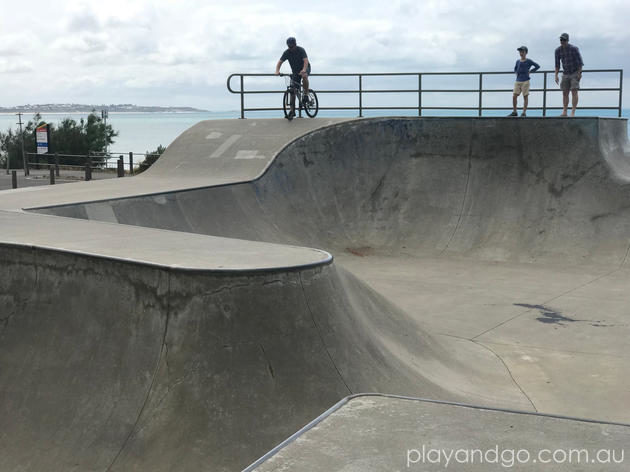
[{"x1": 16, "y1": 112, "x2": 28, "y2": 176}]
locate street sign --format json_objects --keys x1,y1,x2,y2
[{"x1": 36, "y1": 124, "x2": 50, "y2": 154}]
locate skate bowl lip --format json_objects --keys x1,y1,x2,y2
[
  {"x1": 0, "y1": 211, "x2": 333, "y2": 274},
  {"x1": 5, "y1": 115, "x2": 627, "y2": 273},
  {"x1": 19, "y1": 115, "x2": 628, "y2": 213}
]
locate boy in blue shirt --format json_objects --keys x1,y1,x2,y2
[{"x1": 509, "y1": 46, "x2": 540, "y2": 116}]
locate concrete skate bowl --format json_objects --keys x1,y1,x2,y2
[{"x1": 3, "y1": 117, "x2": 630, "y2": 471}]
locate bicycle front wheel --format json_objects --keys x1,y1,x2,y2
[
  {"x1": 304, "y1": 89, "x2": 319, "y2": 118},
  {"x1": 283, "y1": 90, "x2": 293, "y2": 118}
]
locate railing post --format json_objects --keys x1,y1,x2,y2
[
  {"x1": 358, "y1": 75, "x2": 363, "y2": 118},
  {"x1": 478, "y1": 73, "x2": 483, "y2": 116},
  {"x1": 240, "y1": 75, "x2": 245, "y2": 119},
  {"x1": 619, "y1": 70, "x2": 624, "y2": 117},
  {"x1": 117, "y1": 157, "x2": 125, "y2": 177},
  {"x1": 12, "y1": 170, "x2": 17, "y2": 189},
  {"x1": 418, "y1": 74, "x2": 422, "y2": 116},
  {"x1": 542, "y1": 72, "x2": 547, "y2": 117},
  {"x1": 85, "y1": 154, "x2": 92, "y2": 181},
  {"x1": 54, "y1": 152, "x2": 60, "y2": 177},
  {"x1": 129, "y1": 152, "x2": 134, "y2": 175},
  {"x1": 49, "y1": 168, "x2": 55, "y2": 185}
]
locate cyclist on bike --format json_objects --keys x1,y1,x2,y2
[{"x1": 275, "y1": 37, "x2": 311, "y2": 118}]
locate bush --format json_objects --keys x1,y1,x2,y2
[
  {"x1": 136, "y1": 145, "x2": 166, "y2": 173},
  {"x1": 0, "y1": 112, "x2": 118, "y2": 168}
]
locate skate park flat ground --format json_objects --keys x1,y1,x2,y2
[
  {"x1": 1, "y1": 117, "x2": 629, "y2": 471},
  {"x1": 249, "y1": 395, "x2": 630, "y2": 472}
]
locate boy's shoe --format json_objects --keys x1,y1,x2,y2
[
  {"x1": 521, "y1": 112, "x2": 527, "y2": 117},
  {"x1": 508, "y1": 111, "x2": 518, "y2": 116}
]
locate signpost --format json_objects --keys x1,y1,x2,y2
[{"x1": 36, "y1": 124, "x2": 50, "y2": 154}]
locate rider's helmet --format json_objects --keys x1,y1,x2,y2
[{"x1": 286, "y1": 37, "x2": 297, "y2": 47}]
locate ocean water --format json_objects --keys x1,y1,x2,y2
[
  {"x1": 0, "y1": 111, "x2": 238, "y2": 159},
  {"x1": 1, "y1": 108, "x2": 628, "y2": 163}
]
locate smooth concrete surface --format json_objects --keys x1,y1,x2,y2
[
  {"x1": 249, "y1": 395, "x2": 630, "y2": 471},
  {"x1": 0, "y1": 118, "x2": 350, "y2": 210},
  {"x1": 0, "y1": 211, "x2": 331, "y2": 271},
  {"x1": 1, "y1": 117, "x2": 630, "y2": 471}
]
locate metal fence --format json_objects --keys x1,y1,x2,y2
[
  {"x1": 227, "y1": 69, "x2": 623, "y2": 119},
  {"x1": 25, "y1": 151, "x2": 158, "y2": 172}
]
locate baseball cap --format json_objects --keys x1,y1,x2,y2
[
  {"x1": 517, "y1": 46, "x2": 528, "y2": 53},
  {"x1": 560, "y1": 33, "x2": 569, "y2": 41}
]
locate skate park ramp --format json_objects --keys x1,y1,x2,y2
[{"x1": 1, "y1": 117, "x2": 630, "y2": 471}]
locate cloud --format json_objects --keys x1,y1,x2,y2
[
  {"x1": 0, "y1": 59, "x2": 34, "y2": 74},
  {"x1": 0, "y1": 0, "x2": 628, "y2": 110}
]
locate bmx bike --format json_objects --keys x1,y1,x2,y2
[{"x1": 280, "y1": 73, "x2": 319, "y2": 119}]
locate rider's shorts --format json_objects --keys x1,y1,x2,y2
[{"x1": 292, "y1": 64, "x2": 311, "y2": 84}]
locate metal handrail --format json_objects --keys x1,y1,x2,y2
[{"x1": 227, "y1": 69, "x2": 623, "y2": 119}]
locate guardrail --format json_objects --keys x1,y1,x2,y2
[
  {"x1": 24, "y1": 151, "x2": 159, "y2": 180},
  {"x1": 227, "y1": 69, "x2": 623, "y2": 119}
]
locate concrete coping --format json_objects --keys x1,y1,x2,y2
[{"x1": 0, "y1": 211, "x2": 332, "y2": 273}]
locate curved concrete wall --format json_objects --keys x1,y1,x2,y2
[
  {"x1": 6, "y1": 117, "x2": 629, "y2": 470},
  {"x1": 45, "y1": 117, "x2": 630, "y2": 266},
  {"x1": 2, "y1": 244, "x2": 522, "y2": 471}
]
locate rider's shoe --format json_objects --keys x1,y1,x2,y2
[
  {"x1": 302, "y1": 95, "x2": 310, "y2": 105},
  {"x1": 286, "y1": 111, "x2": 295, "y2": 121}
]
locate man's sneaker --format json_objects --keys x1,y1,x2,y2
[
  {"x1": 286, "y1": 111, "x2": 295, "y2": 121},
  {"x1": 302, "y1": 95, "x2": 310, "y2": 105},
  {"x1": 521, "y1": 112, "x2": 527, "y2": 117},
  {"x1": 508, "y1": 111, "x2": 518, "y2": 117}
]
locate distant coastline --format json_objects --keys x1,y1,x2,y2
[{"x1": 0, "y1": 104, "x2": 208, "y2": 114}]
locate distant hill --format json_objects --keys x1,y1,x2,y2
[{"x1": 0, "y1": 104, "x2": 208, "y2": 113}]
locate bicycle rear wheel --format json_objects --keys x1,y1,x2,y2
[
  {"x1": 304, "y1": 89, "x2": 319, "y2": 118},
  {"x1": 283, "y1": 89, "x2": 294, "y2": 118}
]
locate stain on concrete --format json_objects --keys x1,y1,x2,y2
[
  {"x1": 302, "y1": 153, "x2": 315, "y2": 167},
  {"x1": 514, "y1": 303, "x2": 578, "y2": 325},
  {"x1": 514, "y1": 303, "x2": 616, "y2": 328},
  {"x1": 346, "y1": 247, "x2": 374, "y2": 257}
]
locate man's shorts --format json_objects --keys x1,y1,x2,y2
[
  {"x1": 513, "y1": 80, "x2": 530, "y2": 96},
  {"x1": 561, "y1": 72, "x2": 581, "y2": 91},
  {"x1": 291, "y1": 73, "x2": 306, "y2": 85}
]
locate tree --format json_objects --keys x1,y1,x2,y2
[
  {"x1": 136, "y1": 145, "x2": 166, "y2": 173},
  {"x1": 0, "y1": 114, "x2": 40, "y2": 169},
  {"x1": 0, "y1": 112, "x2": 118, "y2": 168}
]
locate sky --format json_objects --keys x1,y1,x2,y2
[{"x1": 0, "y1": 0, "x2": 628, "y2": 111}]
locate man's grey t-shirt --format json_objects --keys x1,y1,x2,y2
[{"x1": 280, "y1": 46, "x2": 311, "y2": 74}]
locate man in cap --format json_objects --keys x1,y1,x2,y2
[{"x1": 554, "y1": 33, "x2": 584, "y2": 117}]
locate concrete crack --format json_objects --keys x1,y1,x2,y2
[
  {"x1": 438, "y1": 333, "x2": 538, "y2": 412},
  {"x1": 472, "y1": 339, "x2": 538, "y2": 412},
  {"x1": 259, "y1": 344, "x2": 275, "y2": 379},
  {"x1": 204, "y1": 282, "x2": 254, "y2": 297},
  {"x1": 439, "y1": 122, "x2": 473, "y2": 256},
  {"x1": 105, "y1": 271, "x2": 172, "y2": 472},
  {"x1": 298, "y1": 271, "x2": 352, "y2": 395}
]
